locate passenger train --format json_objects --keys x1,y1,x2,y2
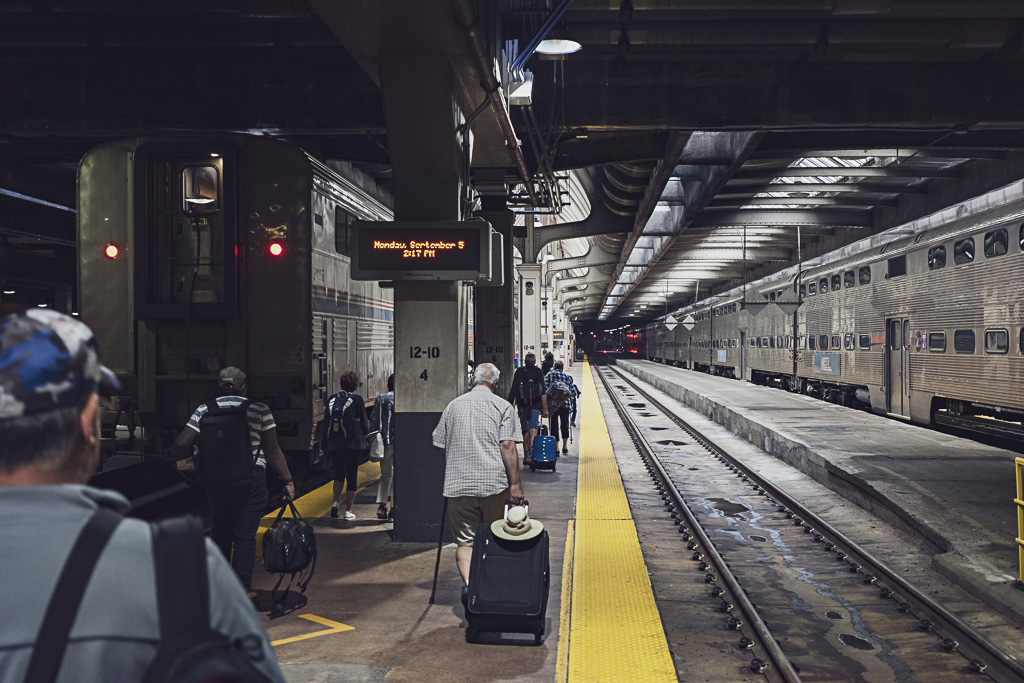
[
  {"x1": 78, "y1": 134, "x2": 395, "y2": 484},
  {"x1": 640, "y1": 197, "x2": 1024, "y2": 440}
]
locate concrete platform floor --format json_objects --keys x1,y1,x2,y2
[
  {"x1": 616, "y1": 358, "x2": 1024, "y2": 626},
  {"x1": 255, "y1": 366, "x2": 583, "y2": 682}
]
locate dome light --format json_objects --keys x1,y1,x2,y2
[{"x1": 104, "y1": 243, "x2": 120, "y2": 259}]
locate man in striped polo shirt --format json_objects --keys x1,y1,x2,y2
[{"x1": 172, "y1": 367, "x2": 295, "y2": 593}]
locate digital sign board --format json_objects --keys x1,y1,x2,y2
[{"x1": 350, "y1": 219, "x2": 492, "y2": 281}]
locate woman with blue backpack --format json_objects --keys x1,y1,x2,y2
[{"x1": 321, "y1": 370, "x2": 370, "y2": 520}]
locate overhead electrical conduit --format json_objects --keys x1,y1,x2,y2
[{"x1": 453, "y1": 0, "x2": 540, "y2": 207}]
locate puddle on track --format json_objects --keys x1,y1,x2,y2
[
  {"x1": 707, "y1": 497, "x2": 751, "y2": 517},
  {"x1": 837, "y1": 633, "x2": 875, "y2": 651}
]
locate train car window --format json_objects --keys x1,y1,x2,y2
[
  {"x1": 819, "y1": 334, "x2": 829, "y2": 349},
  {"x1": 844, "y1": 334, "x2": 855, "y2": 350},
  {"x1": 859, "y1": 334, "x2": 871, "y2": 350},
  {"x1": 334, "y1": 210, "x2": 351, "y2": 255},
  {"x1": 831, "y1": 335, "x2": 841, "y2": 350},
  {"x1": 984, "y1": 228, "x2": 1008, "y2": 258},
  {"x1": 927, "y1": 245, "x2": 946, "y2": 270},
  {"x1": 800, "y1": 283, "x2": 807, "y2": 297},
  {"x1": 953, "y1": 237, "x2": 975, "y2": 264},
  {"x1": 953, "y1": 329, "x2": 975, "y2": 354},
  {"x1": 928, "y1": 332, "x2": 946, "y2": 352},
  {"x1": 769, "y1": 336, "x2": 776, "y2": 348},
  {"x1": 778, "y1": 335, "x2": 786, "y2": 348},
  {"x1": 818, "y1": 277, "x2": 829, "y2": 293},
  {"x1": 1020, "y1": 223, "x2": 1024, "y2": 250},
  {"x1": 750, "y1": 338, "x2": 755, "y2": 348},
  {"x1": 768, "y1": 291, "x2": 776, "y2": 301},
  {"x1": 844, "y1": 270, "x2": 855, "y2": 288},
  {"x1": 182, "y1": 166, "x2": 219, "y2": 210},
  {"x1": 808, "y1": 336, "x2": 816, "y2": 350},
  {"x1": 859, "y1": 266, "x2": 871, "y2": 285},
  {"x1": 1020, "y1": 328, "x2": 1024, "y2": 354},
  {"x1": 798, "y1": 336, "x2": 806, "y2": 350},
  {"x1": 903, "y1": 320, "x2": 910, "y2": 349},
  {"x1": 887, "y1": 255, "x2": 907, "y2": 278},
  {"x1": 985, "y1": 329, "x2": 1009, "y2": 354},
  {"x1": 831, "y1": 274, "x2": 841, "y2": 291},
  {"x1": 889, "y1": 320, "x2": 901, "y2": 350},
  {"x1": 762, "y1": 337, "x2": 770, "y2": 347},
  {"x1": 808, "y1": 282, "x2": 816, "y2": 295}
]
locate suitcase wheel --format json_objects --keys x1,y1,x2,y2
[
  {"x1": 534, "y1": 629, "x2": 544, "y2": 645},
  {"x1": 466, "y1": 625, "x2": 479, "y2": 643}
]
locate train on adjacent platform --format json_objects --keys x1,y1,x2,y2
[
  {"x1": 79, "y1": 134, "x2": 395, "y2": 487},
  {"x1": 638, "y1": 197, "x2": 1024, "y2": 440}
]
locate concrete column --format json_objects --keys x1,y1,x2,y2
[
  {"x1": 517, "y1": 263, "x2": 542, "y2": 362},
  {"x1": 380, "y1": 54, "x2": 467, "y2": 542},
  {"x1": 473, "y1": 189, "x2": 515, "y2": 398}
]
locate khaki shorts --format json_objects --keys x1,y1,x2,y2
[{"x1": 447, "y1": 490, "x2": 509, "y2": 546}]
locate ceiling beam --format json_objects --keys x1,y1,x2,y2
[{"x1": 689, "y1": 209, "x2": 873, "y2": 228}]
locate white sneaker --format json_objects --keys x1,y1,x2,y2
[{"x1": 344, "y1": 511, "x2": 356, "y2": 520}]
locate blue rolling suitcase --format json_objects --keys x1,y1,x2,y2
[{"x1": 531, "y1": 425, "x2": 557, "y2": 472}]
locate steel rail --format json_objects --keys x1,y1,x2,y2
[
  {"x1": 594, "y1": 364, "x2": 801, "y2": 682},
  {"x1": 606, "y1": 362, "x2": 1024, "y2": 682}
]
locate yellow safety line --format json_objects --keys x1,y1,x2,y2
[
  {"x1": 270, "y1": 613, "x2": 355, "y2": 646},
  {"x1": 566, "y1": 361, "x2": 676, "y2": 682},
  {"x1": 255, "y1": 460, "x2": 380, "y2": 555},
  {"x1": 555, "y1": 520, "x2": 575, "y2": 683}
]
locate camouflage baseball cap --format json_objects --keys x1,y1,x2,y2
[{"x1": 0, "y1": 309, "x2": 120, "y2": 420}]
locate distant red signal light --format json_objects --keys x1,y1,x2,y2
[
  {"x1": 104, "y1": 243, "x2": 120, "y2": 259},
  {"x1": 268, "y1": 242, "x2": 284, "y2": 257}
]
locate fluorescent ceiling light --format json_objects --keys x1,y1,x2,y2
[{"x1": 536, "y1": 39, "x2": 582, "y2": 55}]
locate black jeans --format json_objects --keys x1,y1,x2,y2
[
  {"x1": 207, "y1": 466, "x2": 268, "y2": 590},
  {"x1": 332, "y1": 447, "x2": 362, "y2": 491},
  {"x1": 550, "y1": 406, "x2": 570, "y2": 439}
]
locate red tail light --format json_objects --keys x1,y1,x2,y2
[
  {"x1": 268, "y1": 242, "x2": 284, "y2": 257},
  {"x1": 104, "y1": 243, "x2": 120, "y2": 259}
]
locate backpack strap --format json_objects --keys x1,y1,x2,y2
[
  {"x1": 26, "y1": 508, "x2": 122, "y2": 683},
  {"x1": 151, "y1": 515, "x2": 209, "y2": 639}
]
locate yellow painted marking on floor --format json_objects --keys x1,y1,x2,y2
[
  {"x1": 566, "y1": 361, "x2": 676, "y2": 682},
  {"x1": 256, "y1": 461, "x2": 380, "y2": 554},
  {"x1": 270, "y1": 613, "x2": 355, "y2": 646},
  {"x1": 555, "y1": 520, "x2": 575, "y2": 683}
]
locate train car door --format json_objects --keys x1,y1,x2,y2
[
  {"x1": 739, "y1": 332, "x2": 746, "y2": 380},
  {"x1": 886, "y1": 318, "x2": 911, "y2": 417}
]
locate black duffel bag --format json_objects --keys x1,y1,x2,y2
[{"x1": 262, "y1": 500, "x2": 317, "y2": 618}]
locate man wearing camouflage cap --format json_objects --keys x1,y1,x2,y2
[{"x1": 0, "y1": 310, "x2": 284, "y2": 682}]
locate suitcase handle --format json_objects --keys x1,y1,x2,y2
[{"x1": 503, "y1": 499, "x2": 529, "y2": 521}]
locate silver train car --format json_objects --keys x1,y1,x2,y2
[
  {"x1": 644, "y1": 198, "x2": 1024, "y2": 439},
  {"x1": 79, "y1": 135, "x2": 395, "y2": 480}
]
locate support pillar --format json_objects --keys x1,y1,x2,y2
[
  {"x1": 517, "y1": 263, "x2": 542, "y2": 362},
  {"x1": 473, "y1": 181, "x2": 515, "y2": 398},
  {"x1": 380, "y1": 54, "x2": 468, "y2": 542}
]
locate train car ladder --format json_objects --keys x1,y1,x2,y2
[{"x1": 1015, "y1": 458, "x2": 1024, "y2": 583}]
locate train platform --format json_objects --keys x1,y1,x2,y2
[
  {"x1": 250, "y1": 362, "x2": 677, "y2": 682},
  {"x1": 615, "y1": 358, "x2": 1024, "y2": 625}
]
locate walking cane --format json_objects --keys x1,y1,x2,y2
[{"x1": 428, "y1": 497, "x2": 449, "y2": 605}]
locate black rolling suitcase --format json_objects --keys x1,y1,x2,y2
[{"x1": 465, "y1": 522, "x2": 550, "y2": 644}]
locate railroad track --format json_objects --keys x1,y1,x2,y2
[{"x1": 594, "y1": 361, "x2": 1024, "y2": 682}]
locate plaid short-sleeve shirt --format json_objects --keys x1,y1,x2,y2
[{"x1": 433, "y1": 386, "x2": 522, "y2": 498}]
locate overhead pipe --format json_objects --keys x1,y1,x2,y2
[
  {"x1": 453, "y1": 0, "x2": 540, "y2": 207},
  {"x1": 509, "y1": 0, "x2": 575, "y2": 76}
]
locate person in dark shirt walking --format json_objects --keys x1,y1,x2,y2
[
  {"x1": 321, "y1": 370, "x2": 369, "y2": 520},
  {"x1": 507, "y1": 353, "x2": 548, "y2": 463}
]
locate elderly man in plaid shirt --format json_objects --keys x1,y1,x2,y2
[{"x1": 433, "y1": 362, "x2": 525, "y2": 586}]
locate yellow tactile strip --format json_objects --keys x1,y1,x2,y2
[{"x1": 565, "y1": 361, "x2": 676, "y2": 681}]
